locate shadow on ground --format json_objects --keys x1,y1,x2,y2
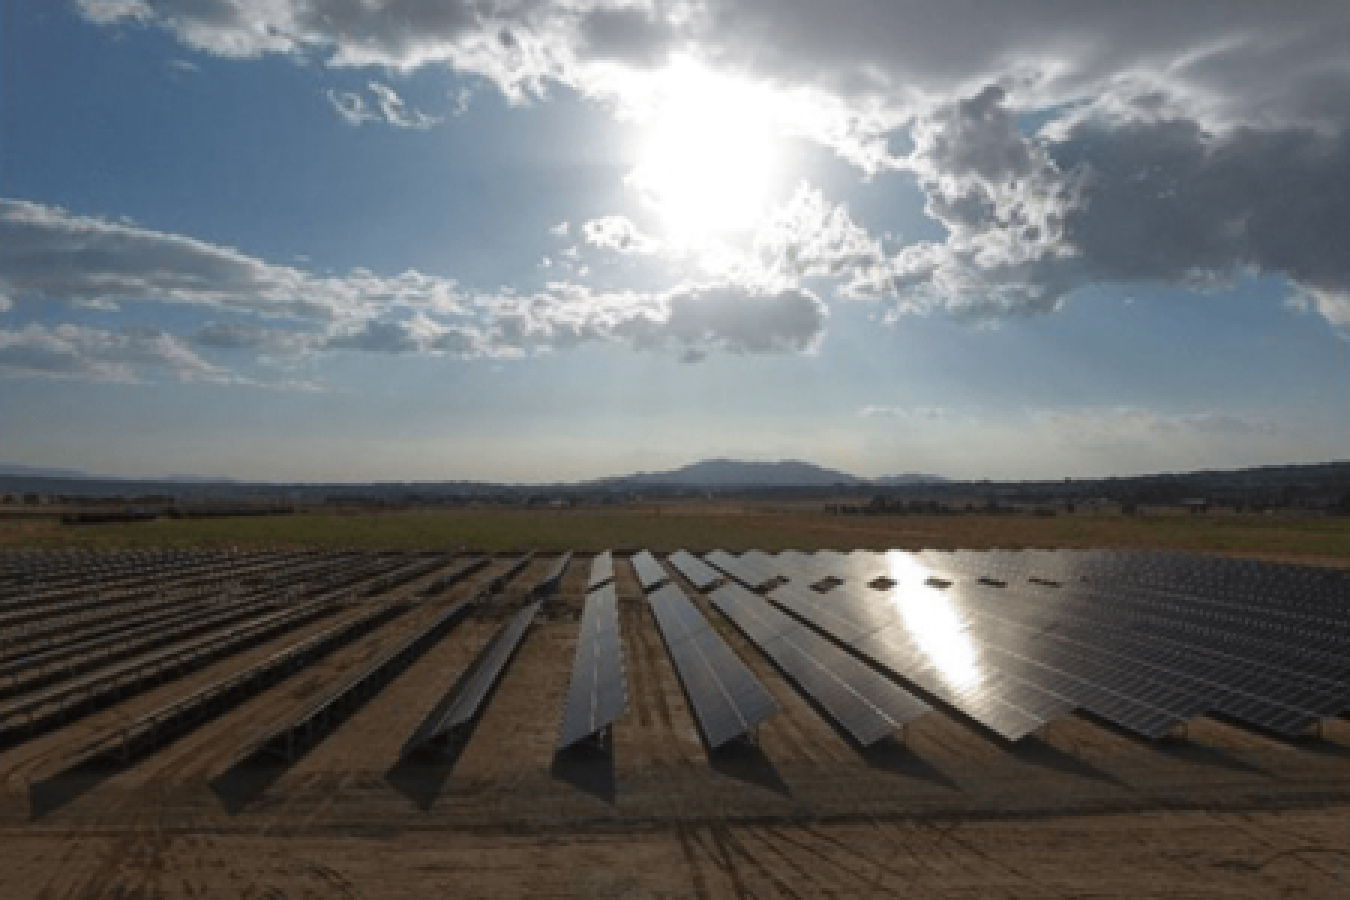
[
  {"x1": 385, "y1": 742, "x2": 468, "y2": 811},
  {"x1": 861, "y1": 736, "x2": 963, "y2": 792},
  {"x1": 551, "y1": 742, "x2": 617, "y2": 805},
  {"x1": 209, "y1": 761, "x2": 289, "y2": 815},
  {"x1": 27, "y1": 764, "x2": 114, "y2": 821},
  {"x1": 710, "y1": 740, "x2": 791, "y2": 796},
  {"x1": 1011, "y1": 736, "x2": 1123, "y2": 785}
]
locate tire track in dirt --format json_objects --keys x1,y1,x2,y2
[
  {"x1": 738, "y1": 825, "x2": 847, "y2": 898},
  {"x1": 620, "y1": 601, "x2": 652, "y2": 729},
  {"x1": 755, "y1": 823, "x2": 886, "y2": 894},
  {"x1": 711, "y1": 822, "x2": 806, "y2": 899},
  {"x1": 796, "y1": 821, "x2": 911, "y2": 886},
  {"x1": 633, "y1": 600, "x2": 675, "y2": 732},
  {"x1": 675, "y1": 823, "x2": 713, "y2": 899},
  {"x1": 686, "y1": 824, "x2": 752, "y2": 899}
]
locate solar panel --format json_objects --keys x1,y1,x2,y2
[
  {"x1": 402, "y1": 599, "x2": 542, "y2": 756},
  {"x1": 711, "y1": 583, "x2": 929, "y2": 746},
  {"x1": 667, "y1": 550, "x2": 722, "y2": 591},
  {"x1": 587, "y1": 551, "x2": 615, "y2": 592},
  {"x1": 647, "y1": 584, "x2": 778, "y2": 748},
  {"x1": 631, "y1": 550, "x2": 669, "y2": 592},
  {"x1": 557, "y1": 585, "x2": 628, "y2": 750}
]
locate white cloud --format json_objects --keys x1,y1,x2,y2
[
  {"x1": 754, "y1": 183, "x2": 883, "y2": 280},
  {"x1": 322, "y1": 313, "x2": 486, "y2": 354},
  {"x1": 0, "y1": 199, "x2": 465, "y2": 322},
  {"x1": 860, "y1": 406, "x2": 948, "y2": 421},
  {"x1": 367, "y1": 82, "x2": 442, "y2": 128},
  {"x1": 841, "y1": 83, "x2": 1350, "y2": 330},
  {"x1": 581, "y1": 215, "x2": 660, "y2": 254},
  {"x1": 326, "y1": 89, "x2": 380, "y2": 126},
  {"x1": 74, "y1": 2, "x2": 1350, "y2": 136},
  {"x1": 0, "y1": 324, "x2": 230, "y2": 384},
  {"x1": 1289, "y1": 286, "x2": 1350, "y2": 332},
  {"x1": 461, "y1": 280, "x2": 827, "y2": 358},
  {"x1": 75, "y1": 1, "x2": 1350, "y2": 331},
  {"x1": 0, "y1": 198, "x2": 827, "y2": 376},
  {"x1": 1032, "y1": 407, "x2": 1277, "y2": 443},
  {"x1": 327, "y1": 83, "x2": 441, "y2": 128}
]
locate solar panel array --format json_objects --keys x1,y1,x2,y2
[
  {"x1": 4, "y1": 545, "x2": 1347, "y2": 792},
  {"x1": 711, "y1": 583, "x2": 930, "y2": 745},
  {"x1": 647, "y1": 584, "x2": 779, "y2": 748},
  {"x1": 702, "y1": 549, "x2": 1350, "y2": 741},
  {"x1": 557, "y1": 584, "x2": 628, "y2": 750}
]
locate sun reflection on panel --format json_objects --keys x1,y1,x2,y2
[{"x1": 883, "y1": 553, "x2": 983, "y2": 693}]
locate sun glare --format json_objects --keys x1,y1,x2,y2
[
  {"x1": 629, "y1": 61, "x2": 782, "y2": 243},
  {"x1": 893, "y1": 584, "x2": 983, "y2": 694}
]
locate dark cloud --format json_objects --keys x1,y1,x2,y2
[
  {"x1": 650, "y1": 284, "x2": 827, "y2": 354},
  {"x1": 1052, "y1": 118, "x2": 1350, "y2": 298}
]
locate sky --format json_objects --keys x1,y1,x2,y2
[{"x1": 1, "y1": 0, "x2": 1348, "y2": 483}]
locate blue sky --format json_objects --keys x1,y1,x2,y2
[{"x1": 1, "y1": 1, "x2": 1347, "y2": 482}]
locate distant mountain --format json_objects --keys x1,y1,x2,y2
[
  {"x1": 0, "y1": 458, "x2": 948, "y2": 490},
  {"x1": 0, "y1": 463, "x2": 92, "y2": 479},
  {"x1": 602, "y1": 458, "x2": 867, "y2": 489},
  {"x1": 0, "y1": 464, "x2": 239, "y2": 484},
  {"x1": 873, "y1": 473, "x2": 949, "y2": 486}
]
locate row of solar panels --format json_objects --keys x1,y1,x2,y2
[
  {"x1": 558, "y1": 551, "x2": 626, "y2": 749},
  {"x1": 695, "y1": 550, "x2": 1350, "y2": 741},
  {"x1": 562, "y1": 547, "x2": 1350, "y2": 752}
]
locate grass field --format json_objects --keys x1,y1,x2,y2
[{"x1": 4, "y1": 505, "x2": 1350, "y2": 563}]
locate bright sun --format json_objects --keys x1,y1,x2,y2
[{"x1": 628, "y1": 61, "x2": 782, "y2": 243}]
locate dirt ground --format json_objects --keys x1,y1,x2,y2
[{"x1": 0, "y1": 550, "x2": 1347, "y2": 898}]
